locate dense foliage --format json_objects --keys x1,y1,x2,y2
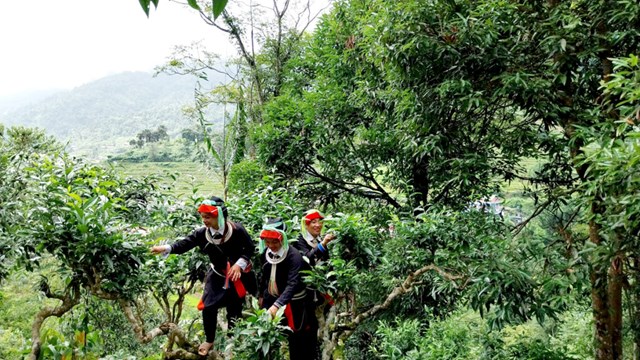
[
  {"x1": 1, "y1": 0, "x2": 639, "y2": 359},
  {"x1": 246, "y1": 0, "x2": 640, "y2": 358}
]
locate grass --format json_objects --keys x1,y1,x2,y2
[
  {"x1": 108, "y1": 161, "x2": 225, "y2": 199},
  {"x1": 0, "y1": 259, "x2": 68, "y2": 359},
  {"x1": 0, "y1": 256, "x2": 205, "y2": 359}
]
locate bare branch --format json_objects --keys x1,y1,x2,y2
[
  {"x1": 356, "y1": 264, "x2": 464, "y2": 322},
  {"x1": 345, "y1": 136, "x2": 400, "y2": 207},
  {"x1": 152, "y1": 292, "x2": 172, "y2": 321},
  {"x1": 172, "y1": 280, "x2": 196, "y2": 323},
  {"x1": 298, "y1": 0, "x2": 332, "y2": 35},
  {"x1": 336, "y1": 264, "x2": 465, "y2": 339},
  {"x1": 199, "y1": 10, "x2": 231, "y2": 33},
  {"x1": 294, "y1": 0, "x2": 311, "y2": 30},
  {"x1": 511, "y1": 197, "x2": 553, "y2": 236},
  {"x1": 304, "y1": 164, "x2": 402, "y2": 208},
  {"x1": 501, "y1": 169, "x2": 576, "y2": 186}
]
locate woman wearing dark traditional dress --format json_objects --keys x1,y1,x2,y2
[
  {"x1": 292, "y1": 209, "x2": 336, "y2": 306},
  {"x1": 294, "y1": 209, "x2": 336, "y2": 266},
  {"x1": 151, "y1": 196, "x2": 257, "y2": 356},
  {"x1": 258, "y1": 217, "x2": 318, "y2": 360}
]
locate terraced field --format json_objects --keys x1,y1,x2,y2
[{"x1": 110, "y1": 161, "x2": 224, "y2": 198}]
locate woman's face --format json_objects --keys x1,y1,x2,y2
[
  {"x1": 200, "y1": 212, "x2": 219, "y2": 229},
  {"x1": 264, "y1": 237, "x2": 282, "y2": 252},
  {"x1": 305, "y1": 218, "x2": 323, "y2": 238}
]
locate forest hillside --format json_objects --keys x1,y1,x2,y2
[
  {"x1": 1, "y1": 0, "x2": 639, "y2": 360},
  {"x1": 0, "y1": 71, "x2": 225, "y2": 159}
]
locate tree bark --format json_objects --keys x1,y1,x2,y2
[
  {"x1": 609, "y1": 230, "x2": 624, "y2": 359},
  {"x1": 118, "y1": 299, "x2": 172, "y2": 343},
  {"x1": 319, "y1": 303, "x2": 339, "y2": 360},
  {"x1": 29, "y1": 289, "x2": 80, "y2": 360},
  {"x1": 335, "y1": 263, "x2": 464, "y2": 346},
  {"x1": 634, "y1": 256, "x2": 640, "y2": 360},
  {"x1": 588, "y1": 218, "x2": 614, "y2": 360},
  {"x1": 411, "y1": 158, "x2": 429, "y2": 209}
]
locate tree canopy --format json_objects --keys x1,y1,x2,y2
[{"x1": 2, "y1": 0, "x2": 639, "y2": 359}]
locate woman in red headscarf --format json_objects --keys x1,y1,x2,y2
[
  {"x1": 151, "y1": 196, "x2": 257, "y2": 356},
  {"x1": 293, "y1": 209, "x2": 336, "y2": 267},
  {"x1": 292, "y1": 209, "x2": 336, "y2": 308},
  {"x1": 258, "y1": 217, "x2": 318, "y2": 360}
]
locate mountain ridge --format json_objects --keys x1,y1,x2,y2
[{"x1": 0, "y1": 71, "x2": 224, "y2": 159}]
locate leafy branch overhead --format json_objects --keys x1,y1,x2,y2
[
  {"x1": 138, "y1": 0, "x2": 228, "y2": 19},
  {"x1": 3, "y1": 0, "x2": 640, "y2": 359}
]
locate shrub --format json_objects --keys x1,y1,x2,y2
[{"x1": 227, "y1": 159, "x2": 267, "y2": 195}]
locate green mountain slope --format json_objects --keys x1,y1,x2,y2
[
  {"x1": 0, "y1": 89, "x2": 62, "y2": 116},
  {"x1": 0, "y1": 71, "x2": 223, "y2": 159}
]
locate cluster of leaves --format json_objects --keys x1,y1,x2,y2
[
  {"x1": 227, "y1": 159, "x2": 267, "y2": 195},
  {"x1": 369, "y1": 310, "x2": 583, "y2": 360},
  {"x1": 253, "y1": 0, "x2": 547, "y2": 211},
  {"x1": 0, "y1": 126, "x2": 64, "y2": 280},
  {"x1": 302, "y1": 257, "x2": 357, "y2": 299},
  {"x1": 19, "y1": 156, "x2": 161, "y2": 298},
  {"x1": 240, "y1": 0, "x2": 640, "y2": 356},
  {"x1": 229, "y1": 298, "x2": 288, "y2": 360},
  {"x1": 577, "y1": 56, "x2": 640, "y2": 244},
  {"x1": 6, "y1": 0, "x2": 640, "y2": 357},
  {"x1": 0, "y1": 123, "x2": 216, "y2": 358},
  {"x1": 574, "y1": 54, "x2": 640, "y2": 350},
  {"x1": 371, "y1": 315, "x2": 479, "y2": 360},
  {"x1": 139, "y1": 0, "x2": 228, "y2": 20},
  {"x1": 68, "y1": 299, "x2": 165, "y2": 357},
  {"x1": 38, "y1": 314, "x2": 103, "y2": 360},
  {"x1": 226, "y1": 177, "x2": 307, "y2": 235}
]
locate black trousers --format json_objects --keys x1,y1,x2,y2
[
  {"x1": 287, "y1": 298, "x2": 319, "y2": 360},
  {"x1": 202, "y1": 290, "x2": 243, "y2": 343},
  {"x1": 289, "y1": 327, "x2": 319, "y2": 360}
]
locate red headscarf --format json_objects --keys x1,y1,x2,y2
[
  {"x1": 303, "y1": 209, "x2": 324, "y2": 225},
  {"x1": 197, "y1": 203, "x2": 219, "y2": 216},
  {"x1": 259, "y1": 229, "x2": 284, "y2": 241}
]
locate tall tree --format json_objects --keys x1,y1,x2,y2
[
  {"x1": 156, "y1": 0, "x2": 327, "y2": 149},
  {"x1": 251, "y1": 0, "x2": 639, "y2": 358}
]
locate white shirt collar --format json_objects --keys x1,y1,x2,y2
[
  {"x1": 266, "y1": 247, "x2": 287, "y2": 264},
  {"x1": 206, "y1": 221, "x2": 232, "y2": 244}
]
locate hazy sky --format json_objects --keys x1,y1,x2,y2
[{"x1": 0, "y1": 0, "x2": 233, "y2": 97}]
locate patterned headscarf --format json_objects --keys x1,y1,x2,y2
[
  {"x1": 198, "y1": 198, "x2": 226, "y2": 233},
  {"x1": 301, "y1": 209, "x2": 324, "y2": 245},
  {"x1": 259, "y1": 217, "x2": 288, "y2": 254},
  {"x1": 260, "y1": 217, "x2": 289, "y2": 296}
]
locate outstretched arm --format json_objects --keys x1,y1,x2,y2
[
  {"x1": 150, "y1": 245, "x2": 171, "y2": 255},
  {"x1": 150, "y1": 229, "x2": 202, "y2": 256}
]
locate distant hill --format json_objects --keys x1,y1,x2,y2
[
  {"x1": 0, "y1": 89, "x2": 63, "y2": 116},
  {"x1": 0, "y1": 71, "x2": 225, "y2": 159}
]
